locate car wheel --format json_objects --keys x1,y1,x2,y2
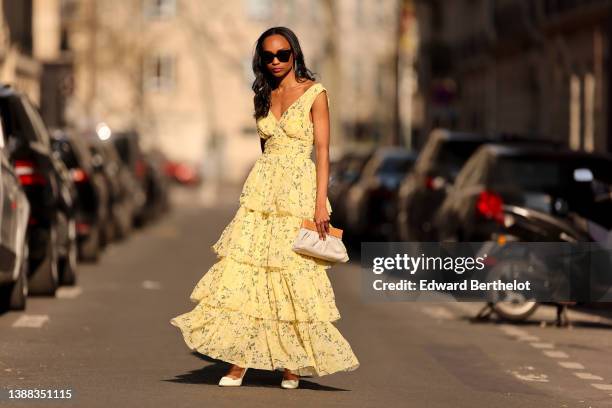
[
  {"x1": 486, "y1": 257, "x2": 540, "y2": 322},
  {"x1": 28, "y1": 223, "x2": 59, "y2": 296},
  {"x1": 113, "y1": 210, "x2": 128, "y2": 241},
  {"x1": 59, "y1": 218, "x2": 77, "y2": 286},
  {"x1": 9, "y1": 240, "x2": 29, "y2": 310},
  {"x1": 104, "y1": 212, "x2": 116, "y2": 243},
  {"x1": 0, "y1": 240, "x2": 29, "y2": 311},
  {"x1": 491, "y1": 300, "x2": 539, "y2": 322}
]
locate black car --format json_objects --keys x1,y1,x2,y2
[
  {"x1": 141, "y1": 148, "x2": 171, "y2": 222},
  {"x1": 435, "y1": 143, "x2": 612, "y2": 242},
  {"x1": 0, "y1": 118, "x2": 31, "y2": 310},
  {"x1": 111, "y1": 130, "x2": 148, "y2": 227},
  {"x1": 0, "y1": 85, "x2": 78, "y2": 294},
  {"x1": 344, "y1": 147, "x2": 417, "y2": 240},
  {"x1": 49, "y1": 152, "x2": 79, "y2": 285},
  {"x1": 51, "y1": 128, "x2": 109, "y2": 262},
  {"x1": 396, "y1": 128, "x2": 563, "y2": 242},
  {"x1": 328, "y1": 147, "x2": 376, "y2": 229},
  {"x1": 86, "y1": 137, "x2": 135, "y2": 241},
  {"x1": 435, "y1": 143, "x2": 612, "y2": 321}
]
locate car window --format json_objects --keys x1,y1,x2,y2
[
  {"x1": 52, "y1": 140, "x2": 80, "y2": 168},
  {"x1": 113, "y1": 137, "x2": 132, "y2": 166},
  {"x1": 491, "y1": 156, "x2": 612, "y2": 228},
  {"x1": 454, "y1": 150, "x2": 488, "y2": 188},
  {"x1": 0, "y1": 107, "x2": 12, "y2": 157},
  {"x1": 434, "y1": 140, "x2": 485, "y2": 181},
  {"x1": 344, "y1": 153, "x2": 372, "y2": 181},
  {"x1": 22, "y1": 98, "x2": 51, "y2": 148},
  {"x1": 376, "y1": 156, "x2": 414, "y2": 175},
  {"x1": 490, "y1": 159, "x2": 563, "y2": 191},
  {"x1": 361, "y1": 155, "x2": 381, "y2": 178},
  {"x1": 0, "y1": 96, "x2": 40, "y2": 146}
]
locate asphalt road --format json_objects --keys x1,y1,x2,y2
[{"x1": 2, "y1": 185, "x2": 612, "y2": 408}]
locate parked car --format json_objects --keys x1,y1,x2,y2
[
  {"x1": 396, "y1": 128, "x2": 563, "y2": 242},
  {"x1": 0, "y1": 85, "x2": 78, "y2": 295},
  {"x1": 111, "y1": 130, "x2": 148, "y2": 227},
  {"x1": 86, "y1": 137, "x2": 135, "y2": 241},
  {"x1": 328, "y1": 147, "x2": 376, "y2": 230},
  {"x1": 141, "y1": 148, "x2": 171, "y2": 223},
  {"x1": 51, "y1": 128, "x2": 109, "y2": 262},
  {"x1": 435, "y1": 143, "x2": 612, "y2": 321},
  {"x1": 49, "y1": 151, "x2": 79, "y2": 285},
  {"x1": 344, "y1": 147, "x2": 417, "y2": 240},
  {"x1": 0, "y1": 118, "x2": 30, "y2": 310},
  {"x1": 435, "y1": 143, "x2": 612, "y2": 241}
]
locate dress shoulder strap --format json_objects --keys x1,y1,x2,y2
[{"x1": 304, "y1": 83, "x2": 329, "y2": 113}]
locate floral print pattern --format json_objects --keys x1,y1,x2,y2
[{"x1": 170, "y1": 82, "x2": 360, "y2": 377}]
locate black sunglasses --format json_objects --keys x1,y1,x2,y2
[{"x1": 262, "y1": 49, "x2": 292, "y2": 64}]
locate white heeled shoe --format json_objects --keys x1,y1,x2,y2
[
  {"x1": 281, "y1": 375, "x2": 300, "y2": 389},
  {"x1": 218, "y1": 367, "x2": 248, "y2": 387}
]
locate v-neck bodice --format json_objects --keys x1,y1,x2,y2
[
  {"x1": 241, "y1": 82, "x2": 332, "y2": 219},
  {"x1": 256, "y1": 82, "x2": 328, "y2": 152},
  {"x1": 269, "y1": 82, "x2": 318, "y2": 122}
]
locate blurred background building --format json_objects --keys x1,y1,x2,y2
[
  {"x1": 6, "y1": 0, "x2": 612, "y2": 185},
  {"x1": 414, "y1": 0, "x2": 612, "y2": 154},
  {"x1": 63, "y1": 0, "x2": 418, "y2": 184},
  {"x1": 0, "y1": 0, "x2": 418, "y2": 184}
]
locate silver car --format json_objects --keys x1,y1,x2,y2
[{"x1": 0, "y1": 118, "x2": 31, "y2": 310}]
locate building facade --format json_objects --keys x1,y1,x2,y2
[
  {"x1": 66, "y1": 0, "x2": 335, "y2": 184},
  {"x1": 65, "y1": 0, "x2": 412, "y2": 183},
  {"x1": 415, "y1": 0, "x2": 612, "y2": 154},
  {"x1": 0, "y1": 0, "x2": 72, "y2": 128},
  {"x1": 1, "y1": 0, "x2": 41, "y2": 106}
]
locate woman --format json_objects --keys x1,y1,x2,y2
[{"x1": 170, "y1": 26, "x2": 359, "y2": 389}]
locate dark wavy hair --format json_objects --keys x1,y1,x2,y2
[{"x1": 252, "y1": 27, "x2": 317, "y2": 120}]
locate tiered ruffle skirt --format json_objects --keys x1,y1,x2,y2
[{"x1": 169, "y1": 152, "x2": 360, "y2": 377}]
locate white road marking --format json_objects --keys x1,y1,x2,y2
[
  {"x1": 530, "y1": 342, "x2": 555, "y2": 349},
  {"x1": 574, "y1": 372, "x2": 603, "y2": 381},
  {"x1": 516, "y1": 335, "x2": 540, "y2": 342},
  {"x1": 142, "y1": 280, "x2": 162, "y2": 290},
  {"x1": 558, "y1": 362, "x2": 585, "y2": 370},
  {"x1": 12, "y1": 314, "x2": 49, "y2": 328},
  {"x1": 543, "y1": 350, "x2": 569, "y2": 359},
  {"x1": 497, "y1": 323, "x2": 612, "y2": 396},
  {"x1": 56, "y1": 286, "x2": 83, "y2": 299},
  {"x1": 509, "y1": 369, "x2": 549, "y2": 383}
]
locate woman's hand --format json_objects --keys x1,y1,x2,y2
[{"x1": 314, "y1": 204, "x2": 330, "y2": 240}]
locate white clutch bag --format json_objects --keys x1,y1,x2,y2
[{"x1": 292, "y1": 219, "x2": 349, "y2": 263}]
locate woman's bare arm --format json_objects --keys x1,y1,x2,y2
[{"x1": 312, "y1": 90, "x2": 331, "y2": 240}]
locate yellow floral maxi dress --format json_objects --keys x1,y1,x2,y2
[{"x1": 169, "y1": 82, "x2": 360, "y2": 377}]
